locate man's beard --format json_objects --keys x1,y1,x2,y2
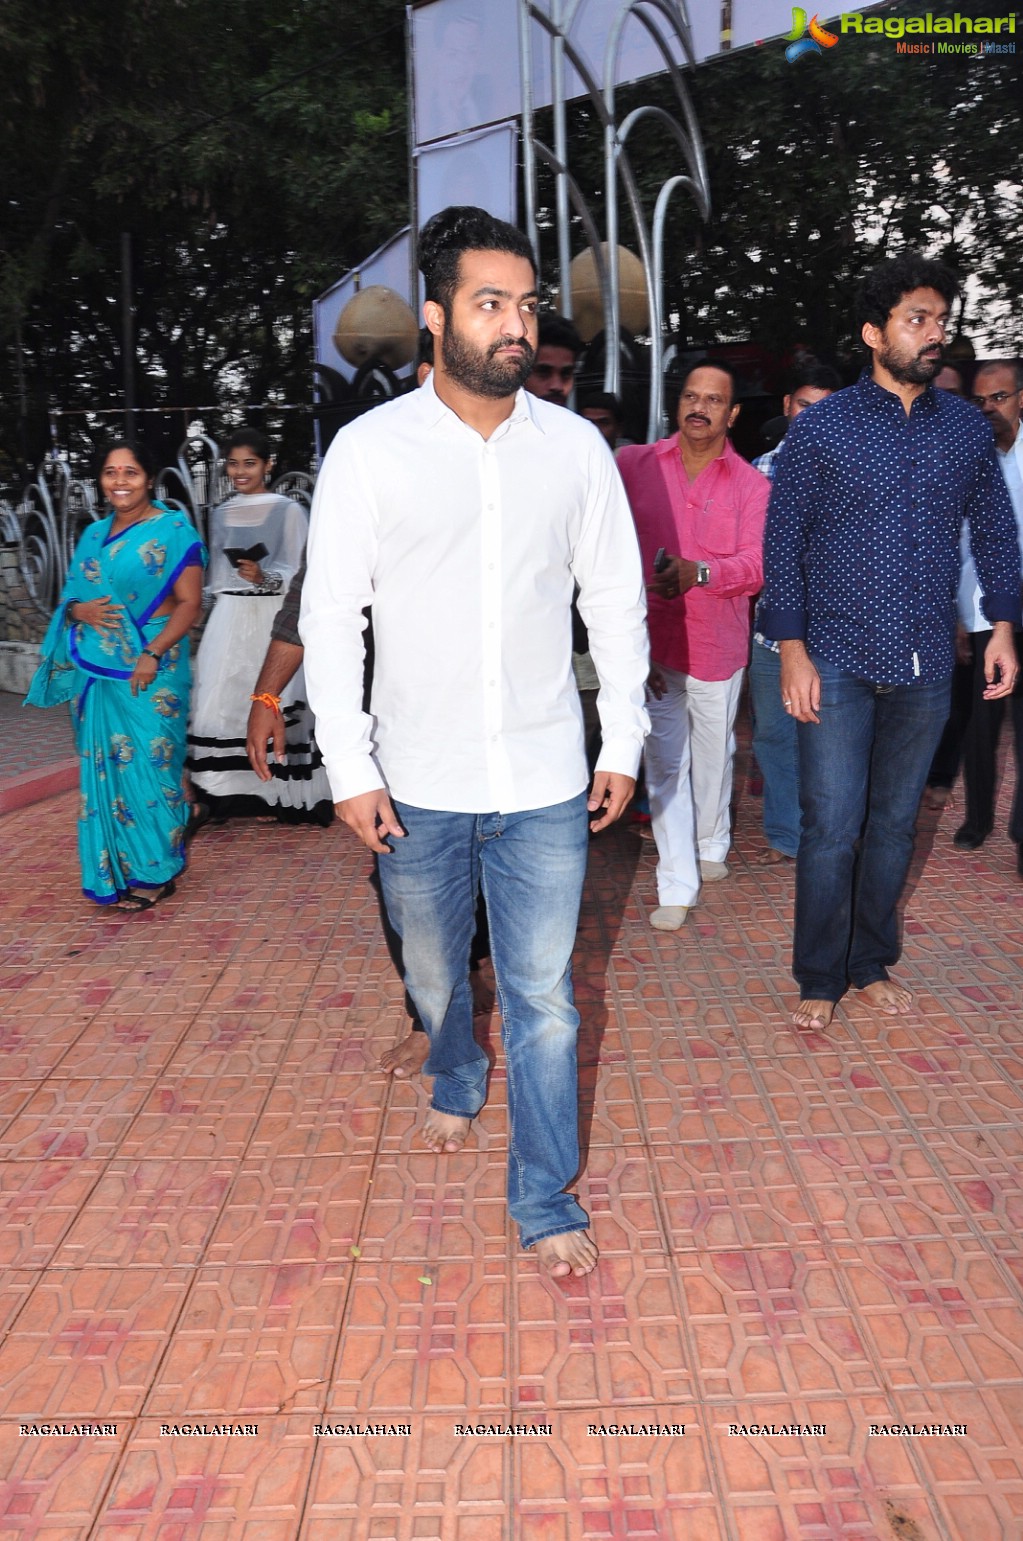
[
  {"x1": 877, "y1": 340, "x2": 944, "y2": 387},
  {"x1": 441, "y1": 321, "x2": 536, "y2": 399}
]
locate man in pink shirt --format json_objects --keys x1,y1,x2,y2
[{"x1": 618, "y1": 363, "x2": 770, "y2": 928}]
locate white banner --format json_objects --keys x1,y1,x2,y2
[
  {"x1": 312, "y1": 227, "x2": 412, "y2": 378},
  {"x1": 412, "y1": 2, "x2": 523, "y2": 146},
  {"x1": 411, "y1": 0, "x2": 882, "y2": 146},
  {"x1": 416, "y1": 124, "x2": 518, "y2": 231}
]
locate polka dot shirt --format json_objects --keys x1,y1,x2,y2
[{"x1": 760, "y1": 371, "x2": 1022, "y2": 685}]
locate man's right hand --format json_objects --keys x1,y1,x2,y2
[
  {"x1": 246, "y1": 702, "x2": 287, "y2": 782},
  {"x1": 779, "y1": 640, "x2": 821, "y2": 724},
  {"x1": 336, "y1": 789, "x2": 406, "y2": 853}
]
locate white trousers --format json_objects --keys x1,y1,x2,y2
[{"x1": 645, "y1": 664, "x2": 745, "y2": 904}]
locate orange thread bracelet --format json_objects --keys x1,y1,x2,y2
[{"x1": 250, "y1": 692, "x2": 282, "y2": 715}]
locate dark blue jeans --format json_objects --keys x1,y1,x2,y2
[
  {"x1": 377, "y1": 793, "x2": 590, "y2": 1249},
  {"x1": 749, "y1": 640, "x2": 801, "y2": 857},
  {"x1": 794, "y1": 657, "x2": 951, "y2": 1002}
]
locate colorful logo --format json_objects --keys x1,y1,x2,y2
[{"x1": 785, "y1": 8, "x2": 840, "y2": 61}]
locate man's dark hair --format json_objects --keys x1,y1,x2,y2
[
  {"x1": 788, "y1": 362, "x2": 842, "y2": 396},
  {"x1": 855, "y1": 251, "x2": 960, "y2": 333},
  {"x1": 418, "y1": 205, "x2": 536, "y2": 319},
  {"x1": 577, "y1": 390, "x2": 622, "y2": 421},
  {"x1": 537, "y1": 313, "x2": 584, "y2": 358},
  {"x1": 973, "y1": 358, "x2": 1023, "y2": 392},
  {"x1": 681, "y1": 358, "x2": 739, "y2": 405}
]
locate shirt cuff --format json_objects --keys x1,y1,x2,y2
[
  {"x1": 322, "y1": 752, "x2": 386, "y2": 805},
  {"x1": 980, "y1": 591, "x2": 1023, "y2": 628},
  {"x1": 759, "y1": 606, "x2": 807, "y2": 642},
  {"x1": 594, "y1": 735, "x2": 643, "y2": 782}
]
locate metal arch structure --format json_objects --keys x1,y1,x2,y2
[{"x1": 518, "y1": 0, "x2": 710, "y2": 441}]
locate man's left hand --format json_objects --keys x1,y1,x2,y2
[
  {"x1": 647, "y1": 557, "x2": 698, "y2": 600},
  {"x1": 587, "y1": 772, "x2": 636, "y2": 833},
  {"x1": 982, "y1": 623, "x2": 1019, "y2": 700}
]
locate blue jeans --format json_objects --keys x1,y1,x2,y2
[
  {"x1": 749, "y1": 641, "x2": 800, "y2": 857},
  {"x1": 377, "y1": 793, "x2": 590, "y2": 1249},
  {"x1": 794, "y1": 657, "x2": 951, "y2": 1002}
]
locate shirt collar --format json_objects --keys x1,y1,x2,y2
[
  {"x1": 417, "y1": 369, "x2": 543, "y2": 437},
  {"x1": 660, "y1": 431, "x2": 737, "y2": 472},
  {"x1": 857, "y1": 367, "x2": 939, "y2": 415}
]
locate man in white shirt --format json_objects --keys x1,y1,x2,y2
[
  {"x1": 301, "y1": 207, "x2": 649, "y2": 1277},
  {"x1": 953, "y1": 359, "x2": 1023, "y2": 877}
]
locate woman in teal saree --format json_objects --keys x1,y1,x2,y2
[{"x1": 25, "y1": 440, "x2": 206, "y2": 908}]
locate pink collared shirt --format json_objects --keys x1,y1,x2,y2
[{"x1": 618, "y1": 434, "x2": 770, "y2": 680}]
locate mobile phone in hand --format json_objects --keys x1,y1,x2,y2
[
  {"x1": 653, "y1": 547, "x2": 670, "y2": 573},
  {"x1": 224, "y1": 543, "x2": 269, "y2": 568}
]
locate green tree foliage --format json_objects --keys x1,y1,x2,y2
[
  {"x1": 590, "y1": 0, "x2": 1022, "y2": 367},
  {"x1": 2, "y1": 0, "x2": 1020, "y2": 478},
  {"x1": 0, "y1": 0, "x2": 408, "y2": 476}
]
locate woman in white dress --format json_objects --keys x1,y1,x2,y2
[{"x1": 187, "y1": 429, "x2": 332, "y2": 824}]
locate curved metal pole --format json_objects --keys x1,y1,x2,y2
[
  {"x1": 650, "y1": 173, "x2": 697, "y2": 439},
  {"x1": 532, "y1": 139, "x2": 610, "y2": 305},
  {"x1": 528, "y1": 0, "x2": 711, "y2": 433}
]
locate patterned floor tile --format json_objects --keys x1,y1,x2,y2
[
  {"x1": 354, "y1": 1147, "x2": 508, "y2": 1265},
  {"x1": 0, "y1": 1270, "x2": 39, "y2": 1339},
  {"x1": 509, "y1": 1411, "x2": 720, "y2": 1541},
  {"x1": 247, "y1": 1071, "x2": 390, "y2": 1163},
  {"x1": 0, "y1": 1159, "x2": 107, "y2": 1269},
  {"x1": 0, "y1": 1419, "x2": 127, "y2": 1537},
  {"x1": 0, "y1": 1268, "x2": 192, "y2": 1418},
  {"x1": 2, "y1": 717, "x2": 1022, "y2": 1536},
  {"x1": 92, "y1": 1415, "x2": 313, "y2": 1537},
  {"x1": 828, "y1": 1235, "x2": 1023, "y2": 1393},
  {"x1": 203, "y1": 1155, "x2": 372, "y2": 1269},
  {"x1": 703, "y1": 1396, "x2": 943, "y2": 1540},
  {"x1": 0, "y1": 1076, "x2": 156, "y2": 1162},
  {"x1": 649, "y1": 1140, "x2": 821, "y2": 1254},
  {"x1": 327, "y1": 1261, "x2": 511, "y2": 1415},
  {"x1": 49, "y1": 1159, "x2": 235, "y2": 1270},
  {"x1": 512, "y1": 1252, "x2": 696, "y2": 1412},
  {"x1": 303, "y1": 1416, "x2": 510, "y2": 1540},
  {"x1": 160, "y1": 1009, "x2": 301, "y2": 1078},
  {"x1": 44, "y1": 1013, "x2": 190, "y2": 1082},
  {"x1": 672, "y1": 1245, "x2": 884, "y2": 1404},
  {"x1": 143, "y1": 1262, "x2": 349, "y2": 1418},
  {"x1": 117, "y1": 1070, "x2": 274, "y2": 1162}
]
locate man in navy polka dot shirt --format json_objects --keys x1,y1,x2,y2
[{"x1": 761, "y1": 251, "x2": 1022, "y2": 1031}]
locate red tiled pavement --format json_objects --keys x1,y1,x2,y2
[{"x1": 2, "y1": 696, "x2": 1022, "y2": 1538}]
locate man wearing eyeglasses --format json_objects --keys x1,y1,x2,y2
[
  {"x1": 953, "y1": 360, "x2": 1023, "y2": 876},
  {"x1": 525, "y1": 314, "x2": 583, "y2": 406}
]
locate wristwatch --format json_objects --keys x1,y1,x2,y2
[{"x1": 694, "y1": 561, "x2": 711, "y2": 587}]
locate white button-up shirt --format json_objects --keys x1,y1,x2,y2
[
  {"x1": 958, "y1": 428, "x2": 1023, "y2": 632},
  {"x1": 300, "y1": 375, "x2": 649, "y2": 813}
]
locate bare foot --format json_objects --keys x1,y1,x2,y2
[
  {"x1": 421, "y1": 1109, "x2": 471, "y2": 1153},
  {"x1": 752, "y1": 848, "x2": 796, "y2": 866},
  {"x1": 858, "y1": 979, "x2": 913, "y2": 1015},
  {"x1": 379, "y1": 1031, "x2": 430, "y2": 1079},
  {"x1": 924, "y1": 786, "x2": 954, "y2": 811},
  {"x1": 534, "y1": 1229, "x2": 599, "y2": 1278},
  {"x1": 793, "y1": 997, "x2": 835, "y2": 1030}
]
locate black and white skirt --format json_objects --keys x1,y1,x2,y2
[{"x1": 186, "y1": 593, "x2": 333, "y2": 823}]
